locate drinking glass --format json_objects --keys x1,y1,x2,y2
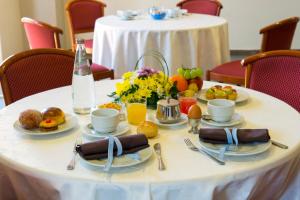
[
  {"x1": 178, "y1": 92, "x2": 197, "y2": 114},
  {"x1": 126, "y1": 98, "x2": 147, "y2": 125}
]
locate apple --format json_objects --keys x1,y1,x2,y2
[{"x1": 189, "y1": 77, "x2": 203, "y2": 90}]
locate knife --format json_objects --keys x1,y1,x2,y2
[
  {"x1": 154, "y1": 143, "x2": 166, "y2": 170},
  {"x1": 271, "y1": 140, "x2": 288, "y2": 149}
]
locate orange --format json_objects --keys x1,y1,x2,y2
[{"x1": 170, "y1": 75, "x2": 188, "y2": 92}]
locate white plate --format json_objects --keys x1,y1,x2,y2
[
  {"x1": 79, "y1": 146, "x2": 152, "y2": 169},
  {"x1": 201, "y1": 113, "x2": 244, "y2": 127},
  {"x1": 199, "y1": 140, "x2": 272, "y2": 156},
  {"x1": 83, "y1": 121, "x2": 130, "y2": 139},
  {"x1": 149, "y1": 113, "x2": 188, "y2": 127},
  {"x1": 13, "y1": 114, "x2": 78, "y2": 136},
  {"x1": 198, "y1": 88, "x2": 249, "y2": 103}
]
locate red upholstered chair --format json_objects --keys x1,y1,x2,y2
[
  {"x1": 176, "y1": 0, "x2": 223, "y2": 16},
  {"x1": 0, "y1": 49, "x2": 74, "y2": 105},
  {"x1": 65, "y1": 0, "x2": 106, "y2": 53},
  {"x1": 242, "y1": 50, "x2": 300, "y2": 112},
  {"x1": 21, "y1": 17, "x2": 63, "y2": 49},
  {"x1": 207, "y1": 16, "x2": 299, "y2": 86},
  {"x1": 90, "y1": 63, "x2": 114, "y2": 80},
  {"x1": 65, "y1": 0, "x2": 113, "y2": 81}
]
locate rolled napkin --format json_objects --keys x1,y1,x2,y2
[
  {"x1": 198, "y1": 128, "x2": 270, "y2": 144},
  {"x1": 76, "y1": 134, "x2": 149, "y2": 160}
]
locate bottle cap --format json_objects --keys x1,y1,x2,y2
[{"x1": 76, "y1": 38, "x2": 85, "y2": 44}]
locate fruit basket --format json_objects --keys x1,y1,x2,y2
[{"x1": 170, "y1": 67, "x2": 203, "y2": 98}]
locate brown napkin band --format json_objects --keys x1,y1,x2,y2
[
  {"x1": 198, "y1": 128, "x2": 270, "y2": 144},
  {"x1": 76, "y1": 134, "x2": 149, "y2": 160}
]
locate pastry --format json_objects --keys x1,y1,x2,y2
[
  {"x1": 99, "y1": 102, "x2": 122, "y2": 111},
  {"x1": 42, "y1": 107, "x2": 65, "y2": 125},
  {"x1": 223, "y1": 86, "x2": 233, "y2": 95},
  {"x1": 228, "y1": 89, "x2": 238, "y2": 100},
  {"x1": 205, "y1": 88, "x2": 215, "y2": 100},
  {"x1": 137, "y1": 121, "x2": 158, "y2": 138},
  {"x1": 214, "y1": 89, "x2": 227, "y2": 99},
  {"x1": 19, "y1": 109, "x2": 43, "y2": 129},
  {"x1": 205, "y1": 85, "x2": 238, "y2": 100},
  {"x1": 39, "y1": 119, "x2": 58, "y2": 131}
]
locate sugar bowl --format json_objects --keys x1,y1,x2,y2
[{"x1": 156, "y1": 97, "x2": 181, "y2": 124}]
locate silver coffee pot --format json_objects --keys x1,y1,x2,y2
[{"x1": 156, "y1": 97, "x2": 181, "y2": 124}]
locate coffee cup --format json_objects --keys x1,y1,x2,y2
[
  {"x1": 117, "y1": 10, "x2": 134, "y2": 20},
  {"x1": 91, "y1": 108, "x2": 120, "y2": 133},
  {"x1": 167, "y1": 8, "x2": 179, "y2": 18},
  {"x1": 207, "y1": 99, "x2": 235, "y2": 122}
]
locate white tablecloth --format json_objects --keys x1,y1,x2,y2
[
  {"x1": 0, "y1": 80, "x2": 300, "y2": 200},
  {"x1": 92, "y1": 14, "x2": 230, "y2": 78}
]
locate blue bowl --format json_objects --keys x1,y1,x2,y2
[{"x1": 151, "y1": 12, "x2": 166, "y2": 20}]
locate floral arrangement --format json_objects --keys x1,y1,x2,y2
[{"x1": 110, "y1": 67, "x2": 177, "y2": 108}]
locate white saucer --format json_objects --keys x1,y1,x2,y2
[
  {"x1": 83, "y1": 121, "x2": 130, "y2": 139},
  {"x1": 149, "y1": 113, "x2": 188, "y2": 128},
  {"x1": 201, "y1": 113, "x2": 244, "y2": 127}
]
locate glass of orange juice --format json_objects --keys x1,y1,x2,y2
[{"x1": 126, "y1": 98, "x2": 147, "y2": 125}]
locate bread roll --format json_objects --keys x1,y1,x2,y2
[
  {"x1": 137, "y1": 121, "x2": 158, "y2": 138},
  {"x1": 19, "y1": 109, "x2": 43, "y2": 129},
  {"x1": 42, "y1": 107, "x2": 65, "y2": 125}
]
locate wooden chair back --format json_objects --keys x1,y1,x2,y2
[
  {"x1": 0, "y1": 49, "x2": 75, "y2": 105},
  {"x1": 242, "y1": 50, "x2": 300, "y2": 112},
  {"x1": 260, "y1": 17, "x2": 299, "y2": 52},
  {"x1": 21, "y1": 17, "x2": 63, "y2": 49},
  {"x1": 176, "y1": 0, "x2": 223, "y2": 16}
]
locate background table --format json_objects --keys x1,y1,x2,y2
[
  {"x1": 0, "y1": 80, "x2": 300, "y2": 200},
  {"x1": 92, "y1": 14, "x2": 230, "y2": 78}
]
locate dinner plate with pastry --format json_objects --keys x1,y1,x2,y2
[
  {"x1": 14, "y1": 107, "x2": 78, "y2": 136},
  {"x1": 198, "y1": 85, "x2": 249, "y2": 103}
]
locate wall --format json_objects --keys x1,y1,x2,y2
[
  {"x1": 104, "y1": 0, "x2": 300, "y2": 50},
  {"x1": 0, "y1": 0, "x2": 299, "y2": 62},
  {"x1": 0, "y1": 0, "x2": 24, "y2": 61},
  {"x1": 19, "y1": 0, "x2": 63, "y2": 49},
  {"x1": 221, "y1": 0, "x2": 300, "y2": 50}
]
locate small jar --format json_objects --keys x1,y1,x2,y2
[{"x1": 156, "y1": 98, "x2": 181, "y2": 124}]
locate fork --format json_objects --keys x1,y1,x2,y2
[
  {"x1": 184, "y1": 138, "x2": 225, "y2": 165},
  {"x1": 67, "y1": 137, "x2": 81, "y2": 170}
]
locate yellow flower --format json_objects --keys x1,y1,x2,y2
[
  {"x1": 122, "y1": 71, "x2": 134, "y2": 80},
  {"x1": 114, "y1": 69, "x2": 174, "y2": 103}
]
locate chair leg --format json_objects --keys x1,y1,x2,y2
[{"x1": 206, "y1": 70, "x2": 211, "y2": 81}]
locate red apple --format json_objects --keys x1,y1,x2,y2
[{"x1": 189, "y1": 77, "x2": 203, "y2": 90}]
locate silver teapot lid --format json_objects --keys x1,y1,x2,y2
[{"x1": 157, "y1": 97, "x2": 179, "y2": 107}]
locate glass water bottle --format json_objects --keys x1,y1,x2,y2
[{"x1": 72, "y1": 38, "x2": 95, "y2": 114}]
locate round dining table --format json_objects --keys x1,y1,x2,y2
[
  {"x1": 92, "y1": 14, "x2": 230, "y2": 78},
  {"x1": 0, "y1": 80, "x2": 300, "y2": 200}
]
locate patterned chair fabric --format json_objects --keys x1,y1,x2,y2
[
  {"x1": 207, "y1": 16, "x2": 299, "y2": 85},
  {"x1": 0, "y1": 49, "x2": 74, "y2": 105},
  {"x1": 243, "y1": 50, "x2": 300, "y2": 112},
  {"x1": 21, "y1": 17, "x2": 63, "y2": 49},
  {"x1": 176, "y1": 0, "x2": 223, "y2": 16}
]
